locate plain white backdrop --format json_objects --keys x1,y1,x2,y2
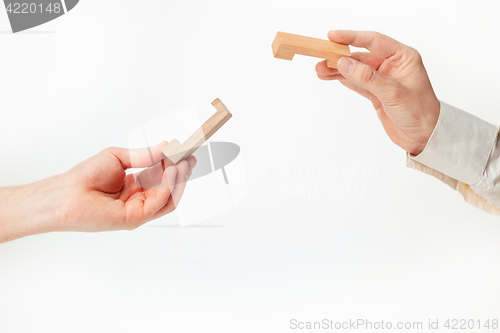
[{"x1": 1, "y1": 0, "x2": 500, "y2": 332}]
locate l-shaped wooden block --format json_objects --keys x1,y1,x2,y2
[
  {"x1": 162, "y1": 98, "x2": 232, "y2": 164},
  {"x1": 272, "y1": 31, "x2": 351, "y2": 68}
]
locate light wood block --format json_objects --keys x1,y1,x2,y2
[
  {"x1": 162, "y1": 99, "x2": 232, "y2": 164},
  {"x1": 272, "y1": 31, "x2": 351, "y2": 68},
  {"x1": 162, "y1": 139, "x2": 181, "y2": 157},
  {"x1": 161, "y1": 139, "x2": 184, "y2": 165}
]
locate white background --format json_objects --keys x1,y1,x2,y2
[{"x1": 1, "y1": 0, "x2": 500, "y2": 332}]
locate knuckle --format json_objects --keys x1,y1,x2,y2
[
  {"x1": 125, "y1": 219, "x2": 142, "y2": 231},
  {"x1": 102, "y1": 146, "x2": 119, "y2": 159},
  {"x1": 127, "y1": 224, "x2": 139, "y2": 231},
  {"x1": 358, "y1": 65, "x2": 376, "y2": 85},
  {"x1": 103, "y1": 146, "x2": 115, "y2": 154},
  {"x1": 372, "y1": 31, "x2": 384, "y2": 40},
  {"x1": 122, "y1": 209, "x2": 144, "y2": 230},
  {"x1": 407, "y1": 47, "x2": 422, "y2": 62},
  {"x1": 372, "y1": 32, "x2": 387, "y2": 46}
]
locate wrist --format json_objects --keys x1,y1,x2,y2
[
  {"x1": 0, "y1": 184, "x2": 32, "y2": 243},
  {"x1": 409, "y1": 140, "x2": 427, "y2": 156},
  {"x1": 0, "y1": 175, "x2": 64, "y2": 243},
  {"x1": 409, "y1": 98, "x2": 440, "y2": 156}
]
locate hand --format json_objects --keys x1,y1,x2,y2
[
  {"x1": 0, "y1": 142, "x2": 197, "y2": 243},
  {"x1": 315, "y1": 30, "x2": 440, "y2": 156}
]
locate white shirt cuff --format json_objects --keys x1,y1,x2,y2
[{"x1": 409, "y1": 101, "x2": 498, "y2": 185}]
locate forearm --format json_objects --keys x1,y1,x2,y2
[{"x1": 0, "y1": 177, "x2": 60, "y2": 243}]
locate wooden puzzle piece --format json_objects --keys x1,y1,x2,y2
[
  {"x1": 272, "y1": 31, "x2": 351, "y2": 68},
  {"x1": 162, "y1": 98, "x2": 232, "y2": 164}
]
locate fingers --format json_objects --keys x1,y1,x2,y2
[
  {"x1": 328, "y1": 30, "x2": 406, "y2": 59},
  {"x1": 141, "y1": 166, "x2": 177, "y2": 219},
  {"x1": 146, "y1": 160, "x2": 191, "y2": 221},
  {"x1": 316, "y1": 58, "x2": 375, "y2": 97},
  {"x1": 164, "y1": 161, "x2": 189, "y2": 213},
  {"x1": 123, "y1": 166, "x2": 176, "y2": 227},
  {"x1": 135, "y1": 154, "x2": 198, "y2": 189},
  {"x1": 316, "y1": 52, "x2": 384, "y2": 81},
  {"x1": 316, "y1": 60, "x2": 343, "y2": 80},
  {"x1": 318, "y1": 74, "x2": 344, "y2": 81},
  {"x1": 316, "y1": 60, "x2": 339, "y2": 76},
  {"x1": 135, "y1": 162, "x2": 165, "y2": 190},
  {"x1": 336, "y1": 57, "x2": 400, "y2": 101},
  {"x1": 186, "y1": 155, "x2": 197, "y2": 180},
  {"x1": 107, "y1": 141, "x2": 168, "y2": 170},
  {"x1": 318, "y1": 52, "x2": 398, "y2": 101},
  {"x1": 119, "y1": 174, "x2": 142, "y2": 201},
  {"x1": 350, "y1": 52, "x2": 385, "y2": 71},
  {"x1": 338, "y1": 79, "x2": 374, "y2": 101},
  {"x1": 105, "y1": 143, "x2": 197, "y2": 229}
]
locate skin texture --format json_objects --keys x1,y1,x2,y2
[
  {"x1": 316, "y1": 30, "x2": 440, "y2": 156},
  {"x1": 0, "y1": 141, "x2": 196, "y2": 243}
]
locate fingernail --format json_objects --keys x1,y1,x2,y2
[{"x1": 338, "y1": 57, "x2": 354, "y2": 75}]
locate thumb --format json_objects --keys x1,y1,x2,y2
[
  {"x1": 337, "y1": 57, "x2": 396, "y2": 100},
  {"x1": 107, "y1": 141, "x2": 167, "y2": 169}
]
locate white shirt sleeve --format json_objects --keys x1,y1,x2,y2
[{"x1": 407, "y1": 101, "x2": 500, "y2": 214}]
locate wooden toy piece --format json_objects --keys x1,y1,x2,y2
[
  {"x1": 162, "y1": 98, "x2": 232, "y2": 164},
  {"x1": 272, "y1": 31, "x2": 351, "y2": 68},
  {"x1": 162, "y1": 139, "x2": 183, "y2": 164}
]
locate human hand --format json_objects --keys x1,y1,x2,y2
[
  {"x1": 315, "y1": 30, "x2": 440, "y2": 156},
  {"x1": 0, "y1": 142, "x2": 197, "y2": 242}
]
